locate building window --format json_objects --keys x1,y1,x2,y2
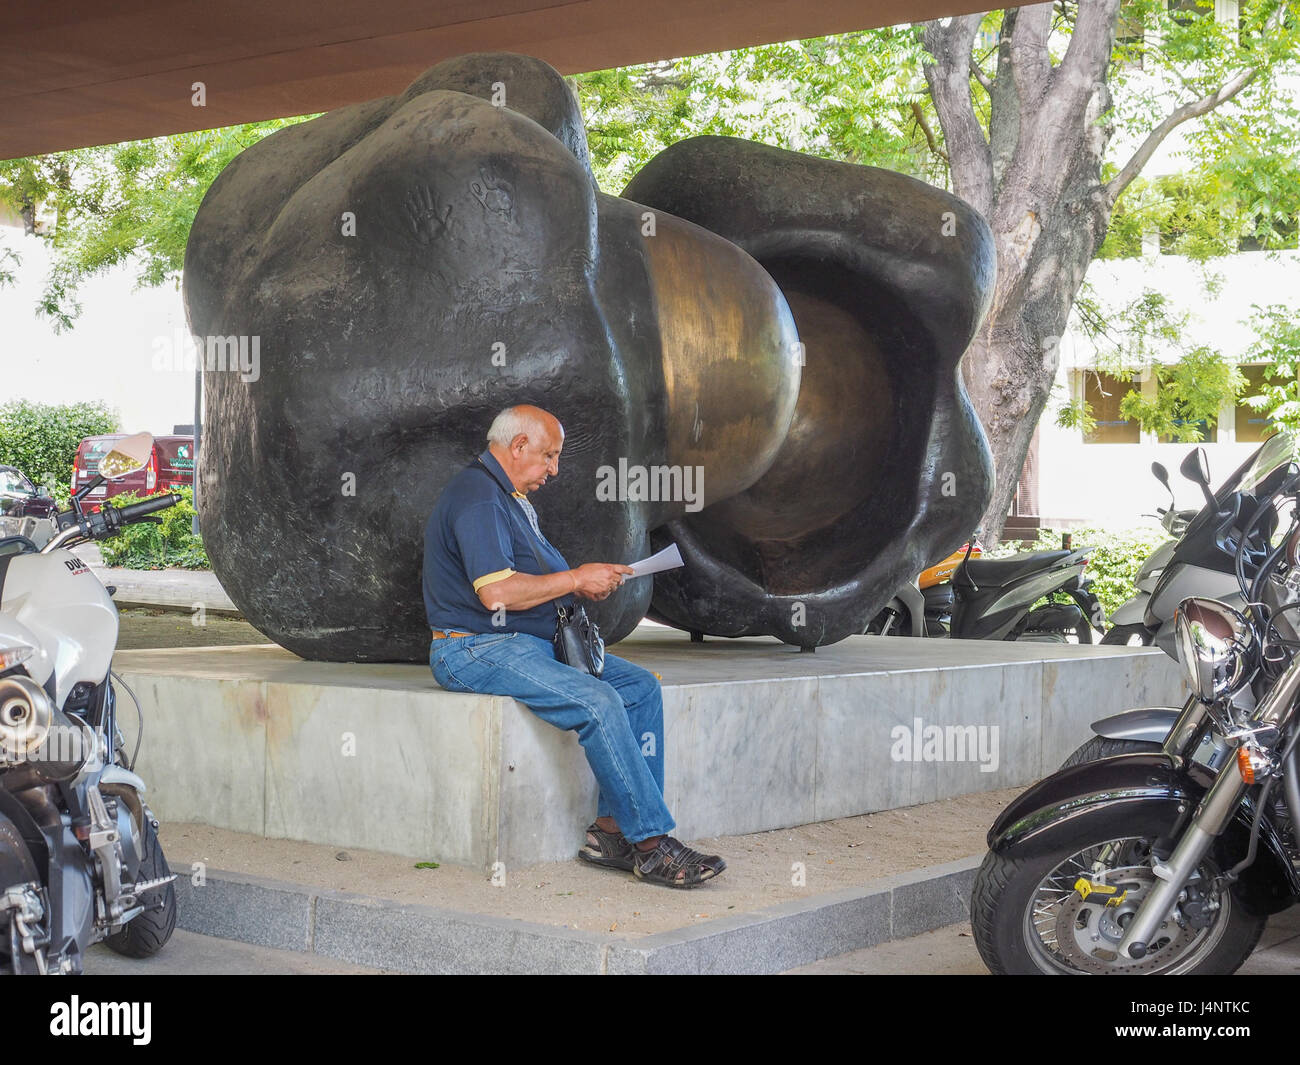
[
  {"x1": 1236, "y1": 364, "x2": 1281, "y2": 443},
  {"x1": 1083, "y1": 371, "x2": 1141, "y2": 444},
  {"x1": 1158, "y1": 419, "x2": 1217, "y2": 444}
]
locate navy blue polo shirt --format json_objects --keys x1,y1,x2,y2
[{"x1": 422, "y1": 449, "x2": 574, "y2": 640}]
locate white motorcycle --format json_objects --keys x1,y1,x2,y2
[{"x1": 0, "y1": 432, "x2": 181, "y2": 974}]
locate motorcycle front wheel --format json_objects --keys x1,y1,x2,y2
[{"x1": 971, "y1": 807, "x2": 1266, "y2": 975}]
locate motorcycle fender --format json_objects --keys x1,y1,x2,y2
[
  {"x1": 990, "y1": 753, "x2": 1299, "y2": 915},
  {"x1": 1090, "y1": 707, "x2": 1182, "y2": 744},
  {"x1": 98, "y1": 765, "x2": 147, "y2": 793},
  {"x1": 1109, "y1": 595, "x2": 1150, "y2": 627},
  {"x1": 989, "y1": 753, "x2": 1192, "y2": 854}
]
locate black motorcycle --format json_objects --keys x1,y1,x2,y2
[{"x1": 971, "y1": 440, "x2": 1300, "y2": 974}]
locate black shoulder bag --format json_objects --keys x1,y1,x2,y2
[{"x1": 473, "y1": 460, "x2": 606, "y2": 678}]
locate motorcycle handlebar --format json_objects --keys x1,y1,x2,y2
[{"x1": 115, "y1": 494, "x2": 182, "y2": 523}]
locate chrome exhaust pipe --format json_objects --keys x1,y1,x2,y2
[
  {"x1": 0, "y1": 676, "x2": 53, "y2": 762},
  {"x1": 0, "y1": 676, "x2": 96, "y2": 778}
]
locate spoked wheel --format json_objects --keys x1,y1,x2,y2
[{"x1": 972, "y1": 808, "x2": 1266, "y2": 975}]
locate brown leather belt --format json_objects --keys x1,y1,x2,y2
[{"x1": 431, "y1": 629, "x2": 475, "y2": 640}]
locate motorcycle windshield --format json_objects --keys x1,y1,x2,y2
[{"x1": 1216, "y1": 430, "x2": 1299, "y2": 500}]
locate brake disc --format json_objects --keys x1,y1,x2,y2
[{"x1": 1050, "y1": 867, "x2": 1203, "y2": 974}]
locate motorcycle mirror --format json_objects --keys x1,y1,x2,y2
[
  {"x1": 98, "y1": 432, "x2": 154, "y2": 481},
  {"x1": 1151, "y1": 461, "x2": 1171, "y2": 491},
  {"x1": 1179, "y1": 447, "x2": 1210, "y2": 488},
  {"x1": 1179, "y1": 447, "x2": 1215, "y2": 508}
]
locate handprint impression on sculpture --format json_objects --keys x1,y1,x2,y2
[{"x1": 405, "y1": 183, "x2": 453, "y2": 244}]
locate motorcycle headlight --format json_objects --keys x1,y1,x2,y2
[
  {"x1": 1174, "y1": 597, "x2": 1255, "y2": 703},
  {"x1": 0, "y1": 642, "x2": 36, "y2": 672}
]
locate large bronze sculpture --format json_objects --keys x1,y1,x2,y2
[{"x1": 183, "y1": 52, "x2": 995, "y2": 661}]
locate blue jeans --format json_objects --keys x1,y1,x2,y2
[{"x1": 429, "y1": 631, "x2": 675, "y2": 843}]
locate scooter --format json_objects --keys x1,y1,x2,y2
[
  {"x1": 871, "y1": 537, "x2": 1105, "y2": 642},
  {"x1": 1103, "y1": 460, "x2": 1238, "y2": 647},
  {"x1": 0, "y1": 432, "x2": 181, "y2": 973},
  {"x1": 951, "y1": 536, "x2": 1104, "y2": 642},
  {"x1": 866, "y1": 544, "x2": 980, "y2": 637}
]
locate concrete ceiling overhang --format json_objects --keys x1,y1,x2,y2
[{"x1": 1, "y1": 0, "x2": 988, "y2": 160}]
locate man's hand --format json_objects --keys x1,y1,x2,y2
[
  {"x1": 571, "y1": 563, "x2": 635, "y2": 601},
  {"x1": 476, "y1": 563, "x2": 633, "y2": 611}
]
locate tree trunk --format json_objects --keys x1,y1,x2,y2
[{"x1": 922, "y1": 2, "x2": 1121, "y2": 544}]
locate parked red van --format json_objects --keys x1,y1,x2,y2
[{"x1": 72, "y1": 435, "x2": 195, "y2": 502}]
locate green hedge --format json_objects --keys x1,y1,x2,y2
[
  {"x1": 0, "y1": 399, "x2": 119, "y2": 507},
  {"x1": 97, "y1": 486, "x2": 208, "y2": 570},
  {"x1": 991, "y1": 526, "x2": 1172, "y2": 620}
]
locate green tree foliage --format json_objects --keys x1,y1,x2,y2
[
  {"x1": 0, "y1": 119, "x2": 314, "y2": 330},
  {"x1": 0, "y1": 400, "x2": 119, "y2": 496},
  {"x1": 573, "y1": 29, "x2": 946, "y2": 195},
  {"x1": 1069, "y1": 2, "x2": 1300, "y2": 441},
  {"x1": 1065, "y1": 286, "x2": 1248, "y2": 441},
  {"x1": 1118, "y1": 347, "x2": 1247, "y2": 441},
  {"x1": 1241, "y1": 302, "x2": 1300, "y2": 428}
]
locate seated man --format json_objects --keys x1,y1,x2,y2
[{"x1": 423, "y1": 404, "x2": 726, "y2": 887}]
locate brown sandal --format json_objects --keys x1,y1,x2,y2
[
  {"x1": 578, "y1": 823, "x2": 636, "y2": 871},
  {"x1": 632, "y1": 836, "x2": 726, "y2": 888}
]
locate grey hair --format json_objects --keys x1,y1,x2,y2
[{"x1": 487, "y1": 406, "x2": 553, "y2": 447}]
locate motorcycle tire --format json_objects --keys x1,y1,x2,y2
[
  {"x1": 0, "y1": 815, "x2": 42, "y2": 974},
  {"x1": 103, "y1": 813, "x2": 177, "y2": 959},
  {"x1": 971, "y1": 804, "x2": 1266, "y2": 975},
  {"x1": 1060, "y1": 735, "x2": 1162, "y2": 769},
  {"x1": 1101, "y1": 623, "x2": 1154, "y2": 646}
]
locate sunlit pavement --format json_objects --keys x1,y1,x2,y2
[
  {"x1": 787, "y1": 908, "x2": 1300, "y2": 974},
  {"x1": 82, "y1": 930, "x2": 385, "y2": 975}
]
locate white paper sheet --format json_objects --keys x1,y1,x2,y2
[{"x1": 628, "y1": 542, "x2": 684, "y2": 578}]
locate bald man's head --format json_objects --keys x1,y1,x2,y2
[{"x1": 487, "y1": 404, "x2": 564, "y2": 494}]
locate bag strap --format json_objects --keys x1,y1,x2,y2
[{"x1": 472, "y1": 460, "x2": 569, "y2": 617}]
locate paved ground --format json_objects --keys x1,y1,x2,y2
[
  {"x1": 787, "y1": 909, "x2": 1300, "y2": 974},
  {"x1": 161, "y1": 795, "x2": 1010, "y2": 937},
  {"x1": 116, "y1": 606, "x2": 269, "y2": 649},
  {"x1": 84, "y1": 930, "x2": 384, "y2": 975},
  {"x1": 79, "y1": 912, "x2": 1300, "y2": 975},
  {"x1": 85, "y1": 543, "x2": 238, "y2": 614}
]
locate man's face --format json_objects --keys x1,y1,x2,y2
[{"x1": 512, "y1": 427, "x2": 562, "y2": 493}]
